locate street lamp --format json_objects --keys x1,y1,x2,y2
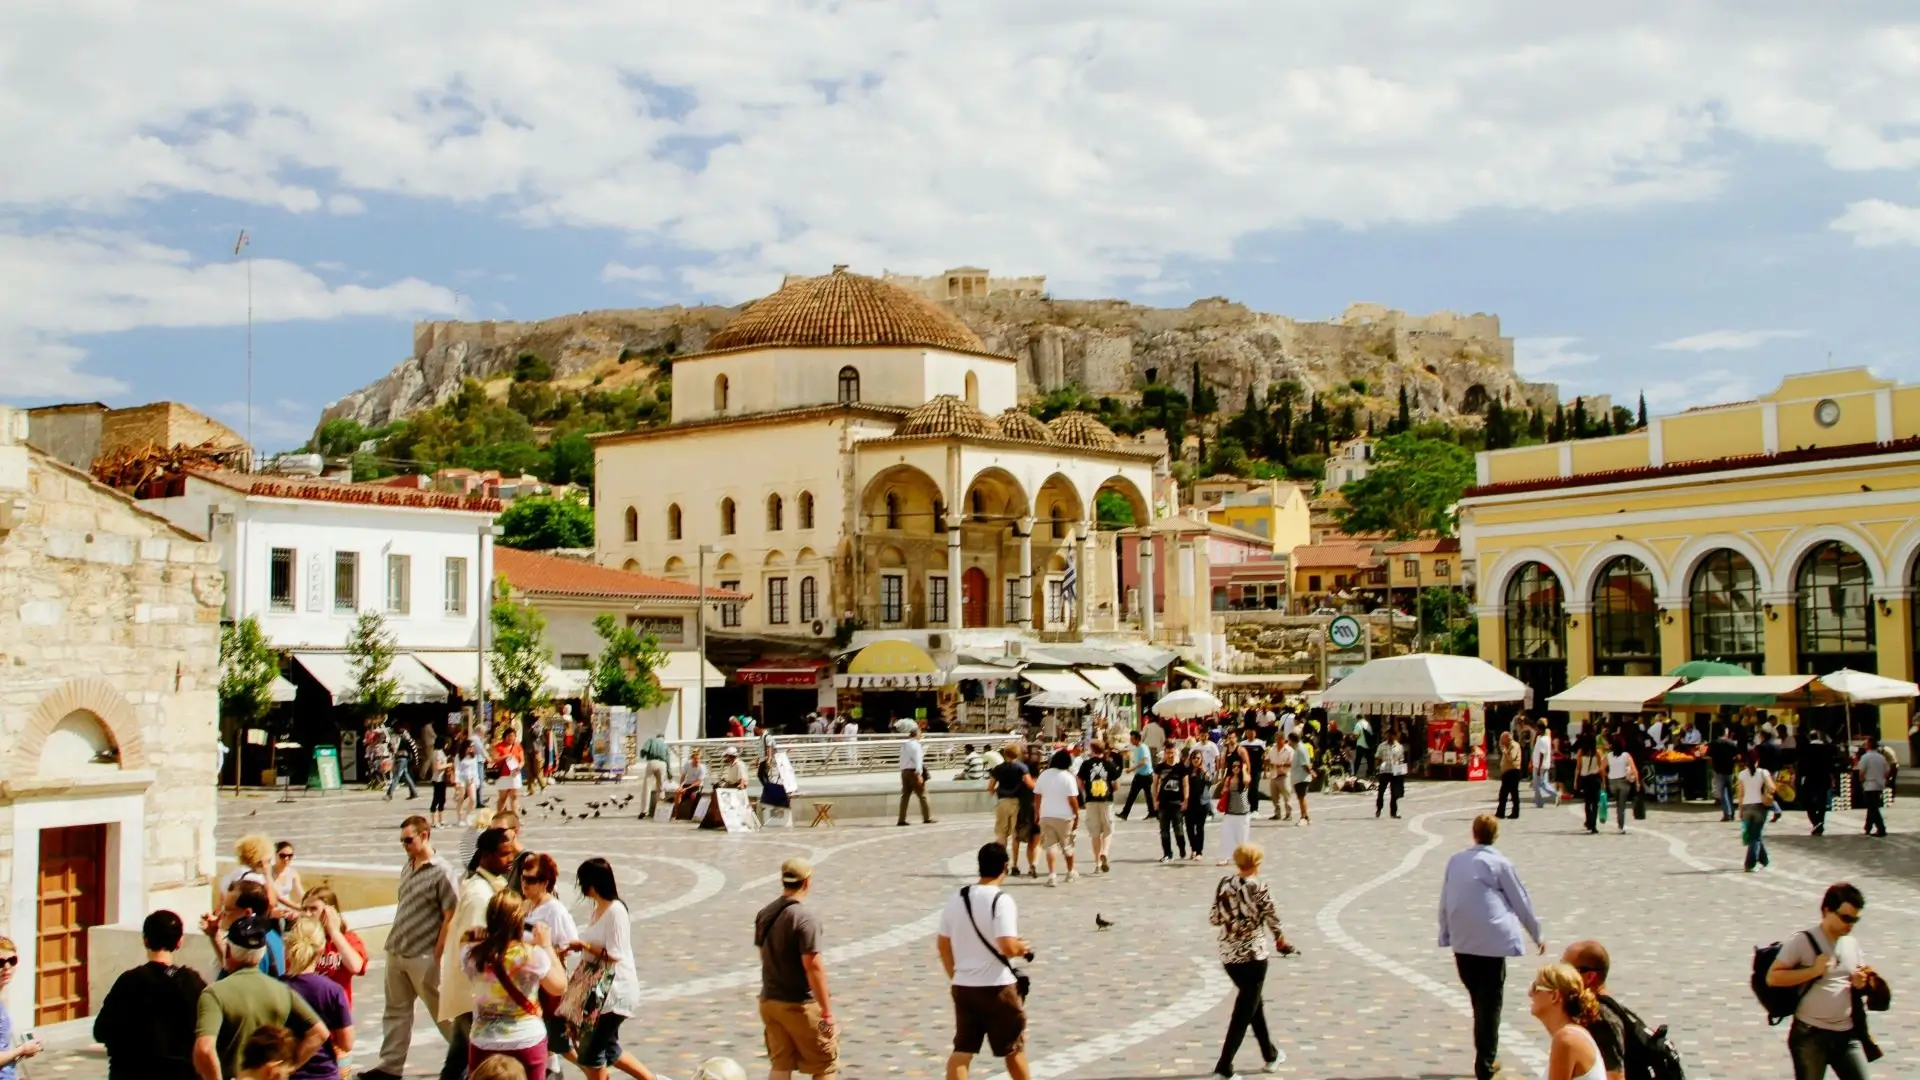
[
  {"x1": 478, "y1": 523, "x2": 501, "y2": 733},
  {"x1": 697, "y1": 544, "x2": 716, "y2": 739}
]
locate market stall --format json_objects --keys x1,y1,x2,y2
[{"x1": 1320, "y1": 654, "x2": 1527, "y2": 780}]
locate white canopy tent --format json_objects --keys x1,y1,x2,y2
[
  {"x1": 1320, "y1": 653, "x2": 1528, "y2": 708},
  {"x1": 291, "y1": 652, "x2": 448, "y2": 705},
  {"x1": 1817, "y1": 668, "x2": 1918, "y2": 744},
  {"x1": 1547, "y1": 675, "x2": 1682, "y2": 714},
  {"x1": 1151, "y1": 688, "x2": 1224, "y2": 719}
]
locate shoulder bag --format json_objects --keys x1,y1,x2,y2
[
  {"x1": 959, "y1": 886, "x2": 1029, "y2": 1000},
  {"x1": 557, "y1": 947, "x2": 616, "y2": 1044}
]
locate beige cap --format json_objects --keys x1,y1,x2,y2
[{"x1": 780, "y1": 857, "x2": 813, "y2": 886}]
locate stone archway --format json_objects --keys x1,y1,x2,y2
[{"x1": 19, "y1": 679, "x2": 146, "y2": 774}]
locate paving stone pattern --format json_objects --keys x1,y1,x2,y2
[{"x1": 35, "y1": 782, "x2": 1920, "y2": 1079}]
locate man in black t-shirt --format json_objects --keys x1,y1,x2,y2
[
  {"x1": 1708, "y1": 730, "x2": 1740, "y2": 820},
  {"x1": 1240, "y1": 729, "x2": 1267, "y2": 813},
  {"x1": 1562, "y1": 939, "x2": 1628, "y2": 1080},
  {"x1": 95, "y1": 910, "x2": 207, "y2": 1080},
  {"x1": 989, "y1": 747, "x2": 1032, "y2": 863},
  {"x1": 1154, "y1": 747, "x2": 1190, "y2": 861},
  {"x1": 1077, "y1": 747, "x2": 1118, "y2": 873}
]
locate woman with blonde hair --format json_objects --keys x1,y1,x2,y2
[
  {"x1": 281, "y1": 917, "x2": 353, "y2": 1079},
  {"x1": 1206, "y1": 843, "x2": 1288, "y2": 1078},
  {"x1": 222, "y1": 834, "x2": 296, "y2": 919},
  {"x1": 1527, "y1": 962, "x2": 1605, "y2": 1080},
  {"x1": 299, "y1": 886, "x2": 367, "y2": 1006},
  {"x1": 464, "y1": 890, "x2": 568, "y2": 1076}
]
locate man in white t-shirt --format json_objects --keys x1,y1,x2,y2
[
  {"x1": 1766, "y1": 881, "x2": 1877, "y2": 1078},
  {"x1": 937, "y1": 843, "x2": 1029, "y2": 1080},
  {"x1": 897, "y1": 725, "x2": 934, "y2": 827},
  {"x1": 1530, "y1": 724, "x2": 1554, "y2": 809},
  {"x1": 1033, "y1": 750, "x2": 1082, "y2": 886}
]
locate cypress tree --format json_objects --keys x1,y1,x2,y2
[{"x1": 1637, "y1": 391, "x2": 1648, "y2": 430}]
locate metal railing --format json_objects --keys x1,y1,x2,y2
[{"x1": 665, "y1": 733, "x2": 997, "y2": 778}]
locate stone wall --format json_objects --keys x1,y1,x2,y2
[{"x1": 0, "y1": 428, "x2": 224, "y2": 980}]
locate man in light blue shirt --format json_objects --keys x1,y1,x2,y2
[
  {"x1": 1438, "y1": 813, "x2": 1545, "y2": 1080},
  {"x1": 1118, "y1": 730, "x2": 1155, "y2": 820}
]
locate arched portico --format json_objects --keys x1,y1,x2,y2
[{"x1": 18, "y1": 678, "x2": 145, "y2": 777}]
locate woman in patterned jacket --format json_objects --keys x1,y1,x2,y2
[{"x1": 1207, "y1": 843, "x2": 1292, "y2": 1079}]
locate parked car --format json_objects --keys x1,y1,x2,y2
[{"x1": 1311, "y1": 606, "x2": 1340, "y2": 616}]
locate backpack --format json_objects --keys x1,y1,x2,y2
[
  {"x1": 1752, "y1": 930, "x2": 1821, "y2": 1025},
  {"x1": 1599, "y1": 995, "x2": 1686, "y2": 1080}
]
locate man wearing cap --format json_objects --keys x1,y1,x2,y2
[
  {"x1": 721, "y1": 746, "x2": 751, "y2": 788},
  {"x1": 434, "y1": 827, "x2": 520, "y2": 1080},
  {"x1": 192, "y1": 915, "x2": 328, "y2": 1080},
  {"x1": 897, "y1": 722, "x2": 935, "y2": 826},
  {"x1": 756, "y1": 858, "x2": 837, "y2": 1080}
]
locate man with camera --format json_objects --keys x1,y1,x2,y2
[{"x1": 937, "y1": 843, "x2": 1031, "y2": 1080}]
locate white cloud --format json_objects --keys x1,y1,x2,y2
[
  {"x1": 1515, "y1": 336, "x2": 1598, "y2": 376},
  {"x1": 1830, "y1": 198, "x2": 1920, "y2": 247},
  {"x1": 1641, "y1": 368, "x2": 1756, "y2": 411},
  {"x1": 1655, "y1": 328, "x2": 1808, "y2": 351},
  {"x1": 326, "y1": 194, "x2": 366, "y2": 215},
  {"x1": 3, "y1": 5, "x2": 1920, "y2": 297},
  {"x1": 198, "y1": 397, "x2": 316, "y2": 453},
  {"x1": 0, "y1": 229, "x2": 463, "y2": 403},
  {"x1": 601, "y1": 262, "x2": 663, "y2": 284}
]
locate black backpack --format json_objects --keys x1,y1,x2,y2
[
  {"x1": 1752, "y1": 931, "x2": 1821, "y2": 1025},
  {"x1": 1599, "y1": 995, "x2": 1685, "y2": 1080}
]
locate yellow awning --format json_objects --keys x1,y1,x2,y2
[{"x1": 846, "y1": 639, "x2": 938, "y2": 675}]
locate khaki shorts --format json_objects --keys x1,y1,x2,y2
[
  {"x1": 1083, "y1": 802, "x2": 1113, "y2": 838},
  {"x1": 952, "y1": 983, "x2": 1026, "y2": 1057},
  {"x1": 760, "y1": 998, "x2": 838, "y2": 1075},
  {"x1": 1039, "y1": 816, "x2": 1075, "y2": 851},
  {"x1": 994, "y1": 799, "x2": 1021, "y2": 844}
]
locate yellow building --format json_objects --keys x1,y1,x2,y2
[
  {"x1": 1460, "y1": 369, "x2": 1920, "y2": 755},
  {"x1": 1386, "y1": 538, "x2": 1462, "y2": 594},
  {"x1": 1194, "y1": 476, "x2": 1311, "y2": 553}
]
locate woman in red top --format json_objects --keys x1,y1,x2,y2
[{"x1": 302, "y1": 885, "x2": 367, "y2": 1006}]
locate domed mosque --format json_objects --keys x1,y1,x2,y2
[{"x1": 593, "y1": 266, "x2": 1178, "y2": 728}]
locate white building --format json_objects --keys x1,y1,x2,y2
[{"x1": 1324, "y1": 436, "x2": 1375, "y2": 492}]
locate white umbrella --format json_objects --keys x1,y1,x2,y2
[
  {"x1": 1817, "y1": 668, "x2": 1918, "y2": 744},
  {"x1": 1320, "y1": 653, "x2": 1528, "y2": 707},
  {"x1": 1028, "y1": 690, "x2": 1092, "y2": 710},
  {"x1": 1151, "y1": 688, "x2": 1224, "y2": 718}
]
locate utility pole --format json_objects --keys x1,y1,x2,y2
[
  {"x1": 233, "y1": 230, "x2": 253, "y2": 467},
  {"x1": 697, "y1": 544, "x2": 716, "y2": 740}
]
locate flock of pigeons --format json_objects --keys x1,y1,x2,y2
[{"x1": 530, "y1": 792, "x2": 642, "y2": 821}]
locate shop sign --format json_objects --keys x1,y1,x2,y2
[{"x1": 626, "y1": 614, "x2": 686, "y2": 645}]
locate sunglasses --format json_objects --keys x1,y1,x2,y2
[
  {"x1": 1835, "y1": 911, "x2": 1861, "y2": 925},
  {"x1": 0, "y1": 957, "x2": 16, "y2": 970},
  {"x1": 277, "y1": 852, "x2": 295, "y2": 860}
]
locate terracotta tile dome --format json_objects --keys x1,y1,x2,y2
[
  {"x1": 704, "y1": 266, "x2": 990, "y2": 354},
  {"x1": 995, "y1": 408, "x2": 1054, "y2": 443},
  {"x1": 1047, "y1": 410, "x2": 1121, "y2": 449},
  {"x1": 898, "y1": 394, "x2": 997, "y2": 439}
]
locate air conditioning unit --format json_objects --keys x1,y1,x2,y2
[
  {"x1": 1003, "y1": 639, "x2": 1027, "y2": 659},
  {"x1": 811, "y1": 620, "x2": 826, "y2": 636}
]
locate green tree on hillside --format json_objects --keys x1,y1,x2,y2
[{"x1": 1333, "y1": 433, "x2": 1475, "y2": 539}]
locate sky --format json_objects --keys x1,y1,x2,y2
[{"x1": 7, "y1": 2, "x2": 1920, "y2": 452}]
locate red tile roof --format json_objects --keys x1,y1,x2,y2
[
  {"x1": 1385, "y1": 537, "x2": 1462, "y2": 554},
  {"x1": 190, "y1": 470, "x2": 502, "y2": 512},
  {"x1": 1289, "y1": 543, "x2": 1380, "y2": 569},
  {"x1": 495, "y1": 547, "x2": 746, "y2": 602}
]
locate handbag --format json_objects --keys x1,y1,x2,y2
[
  {"x1": 557, "y1": 950, "x2": 616, "y2": 1043},
  {"x1": 959, "y1": 886, "x2": 1029, "y2": 1000},
  {"x1": 1633, "y1": 784, "x2": 1647, "y2": 820}
]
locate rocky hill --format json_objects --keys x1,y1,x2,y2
[{"x1": 319, "y1": 287, "x2": 1558, "y2": 432}]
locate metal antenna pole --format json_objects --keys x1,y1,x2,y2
[{"x1": 234, "y1": 229, "x2": 254, "y2": 468}]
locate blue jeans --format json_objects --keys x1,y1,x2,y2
[
  {"x1": 1608, "y1": 779, "x2": 1634, "y2": 830},
  {"x1": 1713, "y1": 771, "x2": 1734, "y2": 817},
  {"x1": 1531, "y1": 766, "x2": 1551, "y2": 807},
  {"x1": 1742, "y1": 803, "x2": 1770, "y2": 869},
  {"x1": 1789, "y1": 1020, "x2": 1871, "y2": 1080},
  {"x1": 386, "y1": 755, "x2": 416, "y2": 798}
]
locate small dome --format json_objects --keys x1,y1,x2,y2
[
  {"x1": 1047, "y1": 411, "x2": 1120, "y2": 449},
  {"x1": 703, "y1": 266, "x2": 990, "y2": 355},
  {"x1": 995, "y1": 408, "x2": 1053, "y2": 443},
  {"x1": 898, "y1": 395, "x2": 997, "y2": 439}
]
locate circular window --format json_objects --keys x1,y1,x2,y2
[{"x1": 1815, "y1": 399, "x2": 1841, "y2": 428}]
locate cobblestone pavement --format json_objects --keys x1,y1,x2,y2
[{"x1": 36, "y1": 781, "x2": 1920, "y2": 1079}]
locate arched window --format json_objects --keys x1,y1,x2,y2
[
  {"x1": 970, "y1": 490, "x2": 986, "y2": 523},
  {"x1": 623, "y1": 506, "x2": 638, "y2": 542},
  {"x1": 720, "y1": 498, "x2": 737, "y2": 536},
  {"x1": 667, "y1": 503, "x2": 683, "y2": 541},
  {"x1": 1796, "y1": 541, "x2": 1873, "y2": 672},
  {"x1": 767, "y1": 493, "x2": 784, "y2": 531},
  {"x1": 964, "y1": 371, "x2": 979, "y2": 408},
  {"x1": 714, "y1": 374, "x2": 730, "y2": 412},
  {"x1": 1503, "y1": 561, "x2": 1567, "y2": 706},
  {"x1": 837, "y1": 366, "x2": 860, "y2": 404},
  {"x1": 933, "y1": 498, "x2": 947, "y2": 534},
  {"x1": 1051, "y1": 502, "x2": 1066, "y2": 540},
  {"x1": 800, "y1": 576, "x2": 818, "y2": 623},
  {"x1": 1592, "y1": 556, "x2": 1658, "y2": 675},
  {"x1": 884, "y1": 492, "x2": 900, "y2": 530},
  {"x1": 798, "y1": 491, "x2": 814, "y2": 530},
  {"x1": 1690, "y1": 550, "x2": 1762, "y2": 671}
]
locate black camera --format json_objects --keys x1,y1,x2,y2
[{"x1": 1020, "y1": 950, "x2": 1036, "y2": 962}]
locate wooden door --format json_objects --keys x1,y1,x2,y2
[
  {"x1": 36, "y1": 824, "x2": 106, "y2": 1024},
  {"x1": 962, "y1": 567, "x2": 989, "y2": 628}
]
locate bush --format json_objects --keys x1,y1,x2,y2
[{"x1": 513, "y1": 353, "x2": 552, "y2": 382}]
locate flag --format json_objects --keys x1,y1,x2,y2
[
  {"x1": 233, "y1": 229, "x2": 250, "y2": 255},
  {"x1": 1062, "y1": 550, "x2": 1077, "y2": 604}
]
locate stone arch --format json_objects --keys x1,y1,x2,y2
[
  {"x1": 875, "y1": 544, "x2": 908, "y2": 569},
  {"x1": 662, "y1": 556, "x2": 687, "y2": 576},
  {"x1": 795, "y1": 546, "x2": 821, "y2": 564},
  {"x1": 1883, "y1": 523, "x2": 1920, "y2": 593},
  {"x1": 622, "y1": 506, "x2": 638, "y2": 542},
  {"x1": 1672, "y1": 534, "x2": 1777, "y2": 599},
  {"x1": 1482, "y1": 547, "x2": 1576, "y2": 616},
  {"x1": 960, "y1": 466, "x2": 1030, "y2": 527},
  {"x1": 764, "y1": 549, "x2": 789, "y2": 568},
  {"x1": 1035, "y1": 473, "x2": 1084, "y2": 540},
  {"x1": 1573, "y1": 540, "x2": 1669, "y2": 604},
  {"x1": 715, "y1": 553, "x2": 740, "y2": 573},
  {"x1": 622, "y1": 558, "x2": 642, "y2": 572},
  {"x1": 1093, "y1": 475, "x2": 1150, "y2": 529},
  {"x1": 861, "y1": 465, "x2": 944, "y2": 535},
  {"x1": 1777, "y1": 525, "x2": 1885, "y2": 590},
  {"x1": 20, "y1": 678, "x2": 146, "y2": 774},
  {"x1": 964, "y1": 371, "x2": 980, "y2": 408},
  {"x1": 714, "y1": 373, "x2": 731, "y2": 411}
]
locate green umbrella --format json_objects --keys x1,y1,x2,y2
[{"x1": 1666, "y1": 660, "x2": 1752, "y2": 680}]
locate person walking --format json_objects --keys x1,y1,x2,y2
[
  {"x1": 637, "y1": 730, "x2": 673, "y2": 819},
  {"x1": 1267, "y1": 735, "x2": 1293, "y2": 821},
  {"x1": 1438, "y1": 814, "x2": 1546, "y2": 1080},
  {"x1": 1152, "y1": 745, "x2": 1187, "y2": 863},
  {"x1": 386, "y1": 725, "x2": 420, "y2": 801},
  {"x1": 1798, "y1": 729, "x2": 1835, "y2": 836},
  {"x1": 192, "y1": 916, "x2": 330, "y2": 1080},
  {"x1": 1495, "y1": 731, "x2": 1524, "y2": 819},
  {"x1": 1530, "y1": 723, "x2": 1554, "y2": 809},
  {"x1": 492, "y1": 728, "x2": 526, "y2": 818},
  {"x1": 1605, "y1": 741, "x2": 1639, "y2": 834},
  {"x1": 567, "y1": 858, "x2": 664, "y2": 1080},
  {"x1": 989, "y1": 744, "x2": 1034, "y2": 863},
  {"x1": 1525, "y1": 963, "x2": 1605, "y2": 1080},
  {"x1": 358, "y1": 818, "x2": 459, "y2": 1080},
  {"x1": 428, "y1": 739, "x2": 453, "y2": 828},
  {"x1": 936, "y1": 843, "x2": 1030, "y2": 1080},
  {"x1": 1351, "y1": 715, "x2": 1376, "y2": 779},
  {"x1": 1561, "y1": 940, "x2": 1635, "y2": 1080},
  {"x1": 437, "y1": 828, "x2": 520, "y2": 1080},
  {"x1": 282, "y1": 917, "x2": 354, "y2": 1080},
  {"x1": 897, "y1": 724, "x2": 935, "y2": 826},
  {"x1": 1207, "y1": 844, "x2": 1290, "y2": 1079},
  {"x1": 1034, "y1": 749, "x2": 1082, "y2": 885},
  {"x1": 1216, "y1": 756, "x2": 1253, "y2": 866},
  {"x1": 1708, "y1": 727, "x2": 1740, "y2": 821},
  {"x1": 1184, "y1": 747, "x2": 1213, "y2": 861},
  {"x1": 1119, "y1": 730, "x2": 1155, "y2": 820},
  {"x1": 1239, "y1": 727, "x2": 1267, "y2": 815},
  {"x1": 1856, "y1": 737, "x2": 1890, "y2": 837},
  {"x1": 1077, "y1": 743, "x2": 1117, "y2": 873},
  {"x1": 1766, "y1": 882, "x2": 1878, "y2": 1080},
  {"x1": 1375, "y1": 728, "x2": 1407, "y2": 818},
  {"x1": 459, "y1": 892, "x2": 567, "y2": 1078},
  {"x1": 1285, "y1": 731, "x2": 1314, "y2": 826},
  {"x1": 1574, "y1": 735, "x2": 1603, "y2": 835},
  {"x1": 93, "y1": 910, "x2": 207, "y2": 1080},
  {"x1": 454, "y1": 742, "x2": 482, "y2": 823},
  {"x1": 756, "y1": 858, "x2": 838, "y2": 1080},
  {"x1": 1737, "y1": 749, "x2": 1777, "y2": 872}
]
